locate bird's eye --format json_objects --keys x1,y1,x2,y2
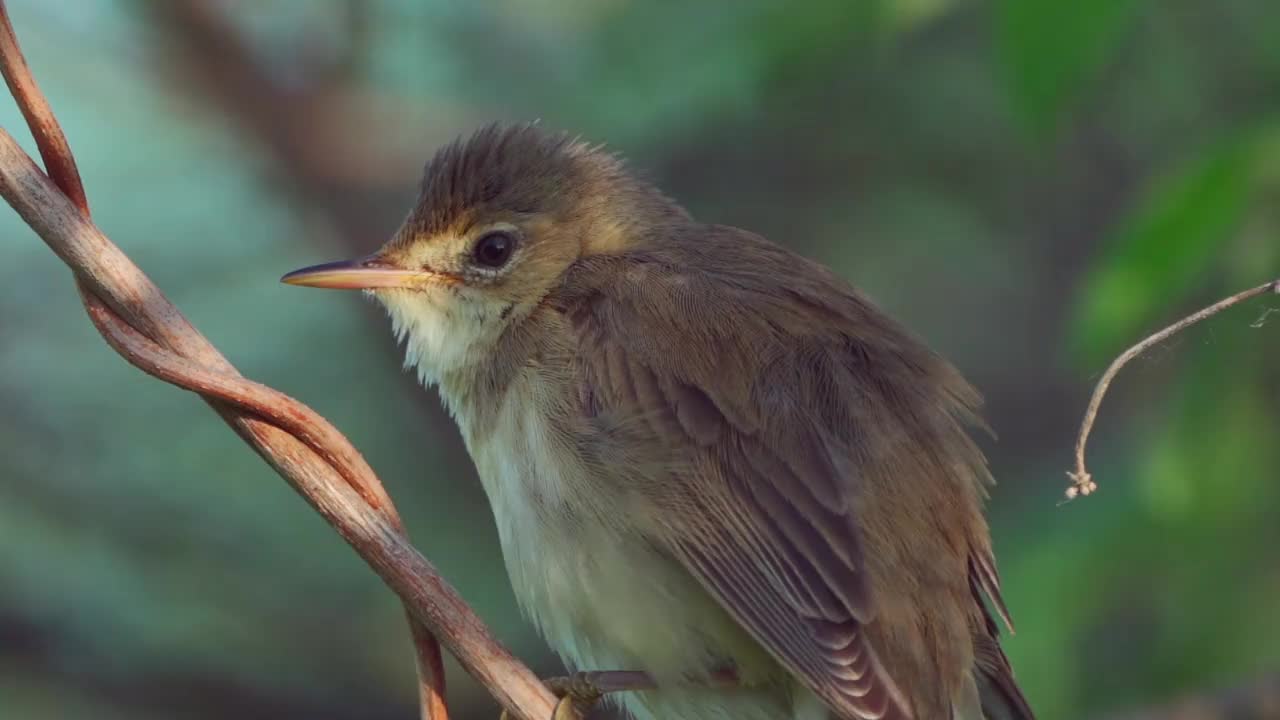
[{"x1": 471, "y1": 230, "x2": 517, "y2": 269}]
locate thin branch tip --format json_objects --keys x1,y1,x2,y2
[
  {"x1": 1066, "y1": 276, "x2": 1279, "y2": 501},
  {"x1": 1062, "y1": 471, "x2": 1097, "y2": 503}
]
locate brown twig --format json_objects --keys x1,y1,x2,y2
[
  {"x1": 0, "y1": 4, "x2": 558, "y2": 719},
  {"x1": 1066, "y1": 278, "x2": 1280, "y2": 501}
]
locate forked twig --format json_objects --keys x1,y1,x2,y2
[{"x1": 1066, "y1": 278, "x2": 1280, "y2": 501}]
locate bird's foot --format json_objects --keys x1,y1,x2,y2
[
  {"x1": 500, "y1": 671, "x2": 653, "y2": 720},
  {"x1": 545, "y1": 673, "x2": 604, "y2": 720},
  {"x1": 497, "y1": 672, "x2": 602, "y2": 720}
]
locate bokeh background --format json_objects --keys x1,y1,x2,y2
[{"x1": 1, "y1": 1, "x2": 1277, "y2": 718}]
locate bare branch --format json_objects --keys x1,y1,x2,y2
[
  {"x1": 1066, "y1": 278, "x2": 1280, "y2": 501},
  {"x1": 0, "y1": 4, "x2": 557, "y2": 719}
]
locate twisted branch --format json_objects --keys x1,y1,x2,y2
[{"x1": 0, "y1": 4, "x2": 558, "y2": 719}]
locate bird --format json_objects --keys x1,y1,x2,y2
[{"x1": 282, "y1": 123, "x2": 1034, "y2": 720}]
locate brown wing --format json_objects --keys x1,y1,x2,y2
[{"x1": 557, "y1": 247, "x2": 924, "y2": 720}]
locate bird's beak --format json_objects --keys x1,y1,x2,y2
[{"x1": 281, "y1": 255, "x2": 439, "y2": 290}]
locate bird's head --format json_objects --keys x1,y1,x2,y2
[{"x1": 282, "y1": 123, "x2": 685, "y2": 387}]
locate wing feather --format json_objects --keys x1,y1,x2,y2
[{"x1": 557, "y1": 252, "x2": 915, "y2": 719}]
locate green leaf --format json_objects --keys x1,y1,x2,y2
[
  {"x1": 1070, "y1": 131, "x2": 1263, "y2": 365},
  {"x1": 996, "y1": 0, "x2": 1142, "y2": 135}
]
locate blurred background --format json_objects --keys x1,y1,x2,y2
[{"x1": 0, "y1": 1, "x2": 1277, "y2": 718}]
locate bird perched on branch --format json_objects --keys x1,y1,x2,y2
[{"x1": 283, "y1": 124, "x2": 1034, "y2": 720}]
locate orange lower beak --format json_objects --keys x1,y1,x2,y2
[{"x1": 281, "y1": 256, "x2": 437, "y2": 290}]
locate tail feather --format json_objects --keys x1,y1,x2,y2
[
  {"x1": 967, "y1": 551, "x2": 1034, "y2": 719},
  {"x1": 974, "y1": 636, "x2": 1035, "y2": 720}
]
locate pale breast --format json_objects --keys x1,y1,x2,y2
[{"x1": 460, "y1": 368, "x2": 776, "y2": 686}]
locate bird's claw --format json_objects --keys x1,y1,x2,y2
[
  {"x1": 544, "y1": 672, "x2": 604, "y2": 705},
  {"x1": 550, "y1": 695, "x2": 591, "y2": 720},
  {"x1": 499, "y1": 672, "x2": 604, "y2": 720}
]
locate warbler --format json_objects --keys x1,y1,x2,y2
[{"x1": 283, "y1": 124, "x2": 1033, "y2": 720}]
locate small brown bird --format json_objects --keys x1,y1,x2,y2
[{"x1": 283, "y1": 124, "x2": 1034, "y2": 720}]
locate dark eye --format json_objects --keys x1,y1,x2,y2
[{"x1": 472, "y1": 230, "x2": 517, "y2": 269}]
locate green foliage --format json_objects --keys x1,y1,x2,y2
[
  {"x1": 996, "y1": 0, "x2": 1142, "y2": 134},
  {"x1": 1070, "y1": 126, "x2": 1275, "y2": 364}
]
